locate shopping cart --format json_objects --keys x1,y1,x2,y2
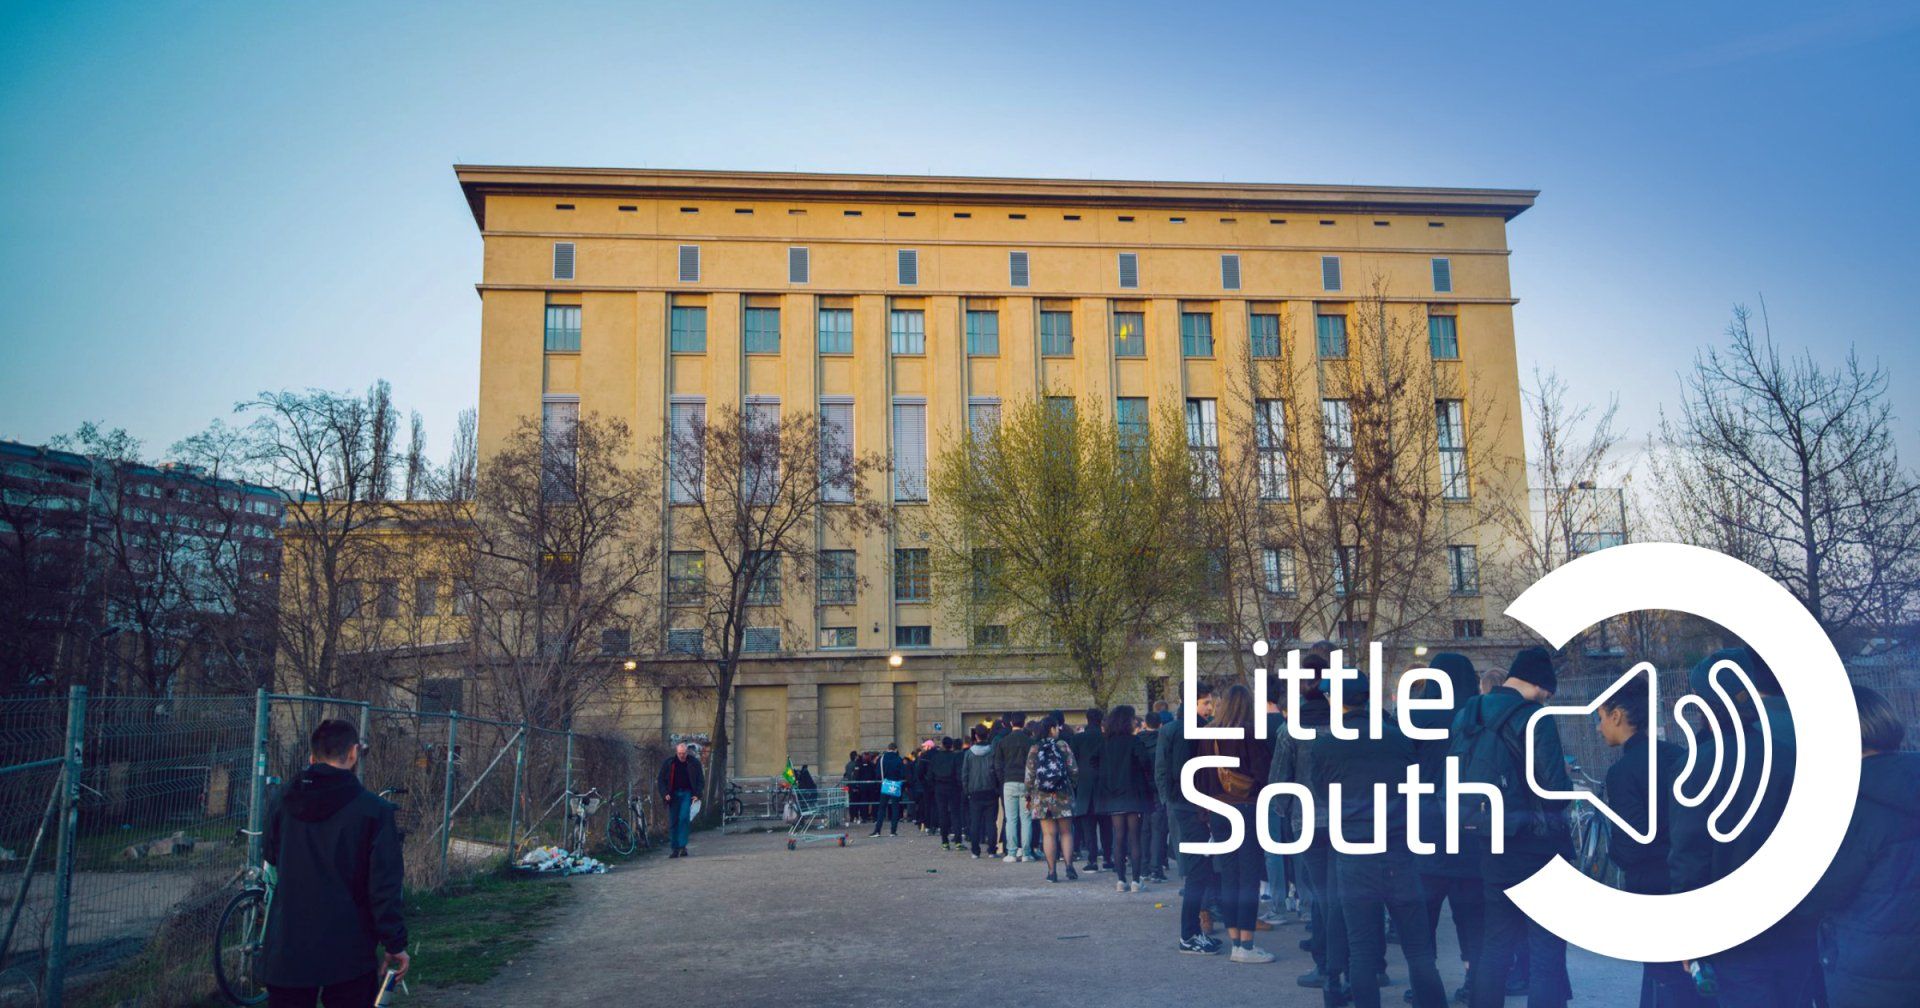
[{"x1": 784, "y1": 786, "x2": 849, "y2": 850}]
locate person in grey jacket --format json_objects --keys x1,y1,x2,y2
[{"x1": 961, "y1": 726, "x2": 999, "y2": 857}]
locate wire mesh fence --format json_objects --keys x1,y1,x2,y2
[{"x1": 0, "y1": 687, "x2": 641, "y2": 1007}]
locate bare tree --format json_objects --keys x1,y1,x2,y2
[
  {"x1": 403, "y1": 410, "x2": 428, "y2": 501},
  {"x1": 464, "y1": 413, "x2": 661, "y2": 729},
  {"x1": 366, "y1": 380, "x2": 398, "y2": 502},
  {"x1": 443, "y1": 407, "x2": 479, "y2": 502},
  {"x1": 654, "y1": 404, "x2": 886, "y2": 810},
  {"x1": 1652, "y1": 304, "x2": 1920, "y2": 652},
  {"x1": 927, "y1": 397, "x2": 1207, "y2": 707}
]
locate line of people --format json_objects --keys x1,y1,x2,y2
[{"x1": 860, "y1": 642, "x2": 1918, "y2": 1008}]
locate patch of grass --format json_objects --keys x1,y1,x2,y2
[{"x1": 404, "y1": 873, "x2": 572, "y2": 989}]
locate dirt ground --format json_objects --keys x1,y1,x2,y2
[{"x1": 415, "y1": 825, "x2": 1643, "y2": 1007}]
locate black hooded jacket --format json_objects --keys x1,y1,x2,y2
[
  {"x1": 1802, "y1": 752, "x2": 1920, "y2": 1008},
  {"x1": 1412, "y1": 652, "x2": 1481, "y2": 878},
  {"x1": 262, "y1": 763, "x2": 407, "y2": 987}
]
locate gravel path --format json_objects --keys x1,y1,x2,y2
[{"x1": 419, "y1": 825, "x2": 1641, "y2": 1007}]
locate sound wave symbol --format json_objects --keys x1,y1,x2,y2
[{"x1": 1525, "y1": 658, "x2": 1774, "y2": 846}]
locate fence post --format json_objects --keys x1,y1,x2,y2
[
  {"x1": 439, "y1": 712, "x2": 458, "y2": 885},
  {"x1": 44, "y1": 685, "x2": 87, "y2": 1007},
  {"x1": 355, "y1": 701, "x2": 369, "y2": 745},
  {"x1": 562, "y1": 729, "x2": 573, "y2": 804},
  {"x1": 505, "y1": 725, "x2": 526, "y2": 858},
  {"x1": 246, "y1": 688, "x2": 269, "y2": 871}
]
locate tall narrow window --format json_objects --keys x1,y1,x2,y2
[
  {"x1": 1115, "y1": 397, "x2": 1148, "y2": 449},
  {"x1": 1431, "y1": 257, "x2": 1453, "y2": 293},
  {"x1": 1186, "y1": 398, "x2": 1219, "y2": 497},
  {"x1": 1262, "y1": 546, "x2": 1298, "y2": 596},
  {"x1": 670, "y1": 306, "x2": 707, "y2": 353},
  {"x1": 743, "y1": 306, "x2": 781, "y2": 354},
  {"x1": 894, "y1": 548, "x2": 930, "y2": 601},
  {"x1": 967, "y1": 398, "x2": 1001, "y2": 444},
  {"x1": 1180, "y1": 311, "x2": 1214, "y2": 357},
  {"x1": 678, "y1": 244, "x2": 700, "y2": 283},
  {"x1": 1254, "y1": 399, "x2": 1289, "y2": 500},
  {"x1": 1428, "y1": 315, "x2": 1459, "y2": 360},
  {"x1": 1321, "y1": 255, "x2": 1342, "y2": 292},
  {"x1": 820, "y1": 399, "x2": 854, "y2": 503},
  {"x1": 789, "y1": 246, "x2": 810, "y2": 284},
  {"x1": 892, "y1": 399, "x2": 927, "y2": 501},
  {"x1": 746, "y1": 551, "x2": 781, "y2": 605},
  {"x1": 818, "y1": 550, "x2": 856, "y2": 604},
  {"x1": 1009, "y1": 251, "x2": 1030, "y2": 288},
  {"x1": 1117, "y1": 252, "x2": 1139, "y2": 289},
  {"x1": 1040, "y1": 310, "x2": 1074, "y2": 356},
  {"x1": 1316, "y1": 312, "x2": 1348, "y2": 358},
  {"x1": 1113, "y1": 311, "x2": 1145, "y2": 357},
  {"x1": 889, "y1": 309, "x2": 925, "y2": 354},
  {"x1": 1436, "y1": 399, "x2": 1468, "y2": 499},
  {"x1": 1220, "y1": 254, "x2": 1242, "y2": 290},
  {"x1": 1322, "y1": 399, "x2": 1354, "y2": 498},
  {"x1": 743, "y1": 399, "x2": 780, "y2": 505},
  {"x1": 966, "y1": 310, "x2": 999, "y2": 355},
  {"x1": 544, "y1": 304, "x2": 581, "y2": 352},
  {"x1": 897, "y1": 249, "x2": 919, "y2": 286},
  {"x1": 540, "y1": 399, "x2": 579, "y2": 502},
  {"x1": 668, "y1": 398, "x2": 704, "y2": 503},
  {"x1": 552, "y1": 242, "x2": 575, "y2": 280},
  {"x1": 1448, "y1": 545, "x2": 1480, "y2": 594},
  {"x1": 1249, "y1": 312, "x2": 1280, "y2": 359},
  {"x1": 817, "y1": 307, "x2": 853, "y2": 354}
]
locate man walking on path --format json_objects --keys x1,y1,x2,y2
[
  {"x1": 657, "y1": 742, "x2": 705, "y2": 858},
  {"x1": 871, "y1": 742, "x2": 909, "y2": 837},
  {"x1": 261, "y1": 718, "x2": 408, "y2": 1008}
]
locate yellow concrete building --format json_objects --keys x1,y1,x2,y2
[{"x1": 455, "y1": 166, "x2": 1537, "y2": 775}]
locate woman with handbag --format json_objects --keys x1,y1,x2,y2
[
  {"x1": 1025, "y1": 717, "x2": 1081, "y2": 883},
  {"x1": 1196, "y1": 683, "x2": 1275, "y2": 963}
]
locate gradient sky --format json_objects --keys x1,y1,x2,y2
[{"x1": 3, "y1": 1, "x2": 1917, "y2": 469}]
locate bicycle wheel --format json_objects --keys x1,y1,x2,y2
[
  {"x1": 607, "y1": 814, "x2": 636, "y2": 855},
  {"x1": 213, "y1": 888, "x2": 269, "y2": 1006},
  {"x1": 724, "y1": 796, "x2": 743, "y2": 819}
]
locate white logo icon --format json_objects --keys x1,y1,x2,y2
[{"x1": 1503, "y1": 542, "x2": 1858, "y2": 964}]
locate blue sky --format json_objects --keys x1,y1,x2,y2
[{"x1": 2, "y1": 1, "x2": 1917, "y2": 467}]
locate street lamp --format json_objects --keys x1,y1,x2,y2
[
  {"x1": 887, "y1": 653, "x2": 904, "y2": 668},
  {"x1": 1152, "y1": 648, "x2": 1167, "y2": 663},
  {"x1": 1413, "y1": 645, "x2": 1429, "y2": 658},
  {"x1": 622, "y1": 659, "x2": 638, "y2": 672}
]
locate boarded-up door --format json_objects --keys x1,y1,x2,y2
[
  {"x1": 818, "y1": 684, "x2": 860, "y2": 768},
  {"x1": 892, "y1": 683, "x2": 918, "y2": 750},
  {"x1": 735, "y1": 686, "x2": 789, "y2": 777}
]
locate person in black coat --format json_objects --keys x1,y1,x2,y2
[
  {"x1": 1596, "y1": 675, "x2": 1704, "y2": 1008},
  {"x1": 1090, "y1": 705, "x2": 1153, "y2": 890},
  {"x1": 1068, "y1": 708, "x2": 1107, "y2": 871},
  {"x1": 1802, "y1": 686, "x2": 1920, "y2": 1008},
  {"x1": 261, "y1": 719, "x2": 408, "y2": 1005},
  {"x1": 932, "y1": 737, "x2": 966, "y2": 849},
  {"x1": 657, "y1": 742, "x2": 705, "y2": 856}
]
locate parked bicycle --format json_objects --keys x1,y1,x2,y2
[
  {"x1": 214, "y1": 786, "x2": 407, "y2": 1005},
  {"x1": 1564, "y1": 757, "x2": 1618, "y2": 886},
  {"x1": 604, "y1": 789, "x2": 652, "y2": 855},
  {"x1": 563, "y1": 787, "x2": 603, "y2": 854}
]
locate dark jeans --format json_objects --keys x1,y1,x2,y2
[
  {"x1": 1338, "y1": 851, "x2": 1447, "y2": 1008},
  {"x1": 873, "y1": 792, "x2": 902, "y2": 832},
  {"x1": 1142, "y1": 802, "x2": 1167, "y2": 874},
  {"x1": 1169, "y1": 803, "x2": 1218, "y2": 938},
  {"x1": 1302, "y1": 835, "x2": 1349, "y2": 979},
  {"x1": 1473, "y1": 848, "x2": 1570, "y2": 1008},
  {"x1": 668, "y1": 790, "x2": 694, "y2": 850},
  {"x1": 1713, "y1": 926, "x2": 1817, "y2": 1008},
  {"x1": 267, "y1": 971, "x2": 380, "y2": 1008},
  {"x1": 966, "y1": 792, "x2": 998, "y2": 854},
  {"x1": 1074, "y1": 811, "x2": 1112, "y2": 865},
  {"x1": 937, "y1": 784, "x2": 965, "y2": 844},
  {"x1": 1209, "y1": 806, "x2": 1263, "y2": 931},
  {"x1": 1421, "y1": 873, "x2": 1484, "y2": 968}
]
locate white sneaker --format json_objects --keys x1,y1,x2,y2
[
  {"x1": 1116, "y1": 879, "x2": 1128, "y2": 893},
  {"x1": 1002, "y1": 853, "x2": 1016, "y2": 863},
  {"x1": 1130, "y1": 880, "x2": 1145, "y2": 893},
  {"x1": 1229, "y1": 945, "x2": 1276, "y2": 964}
]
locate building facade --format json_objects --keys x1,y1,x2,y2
[{"x1": 455, "y1": 166, "x2": 1537, "y2": 775}]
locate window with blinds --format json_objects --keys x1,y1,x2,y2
[
  {"x1": 892, "y1": 400, "x2": 927, "y2": 501},
  {"x1": 1113, "y1": 311, "x2": 1145, "y2": 357},
  {"x1": 540, "y1": 399, "x2": 579, "y2": 502},
  {"x1": 678, "y1": 245, "x2": 701, "y2": 283},
  {"x1": 897, "y1": 249, "x2": 919, "y2": 286},
  {"x1": 552, "y1": 242, "x2": 575, "y2": 280},
  {"x1": 1221, "y1": 254, "x2": 1242, "y2": 290},
  {"x1": 1431, "y1": 257, "x2": 1452, "y2": 293},
  {"x1": 1117, "y1": 252, "x2": 1139, "y2": 289},
  {"x1": 742, "y1": 627, "x2": 781, "y2": 653},
  {"x1": 967, "y1": 398, "x2": 1001, "y2": 445},
  {"x1": 544, "y1": 304, "x2": 581, "y2": 353},
  {"x1": 666, "y1": 628, "x2": 704, "y2": 655},
  {"x1": 1009, "y1": 251, "x2": 1030, "y2": 288},
  {"x1": 789, "y1": 246, "x2": 810, "y2": 284},
  {"x1": 820, "y1": 399, "x2": 854, "y2": 503},
  {"x1": 1321, "y1": 256, "x2": 1342, "y2": 292},
  {"x1": 668, "y1": 398, "x2": 705, "y2": 503}
]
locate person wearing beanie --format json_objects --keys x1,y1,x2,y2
[{"x1": 1447, "y1": 646, "x2": 1572, "y2": 1008}]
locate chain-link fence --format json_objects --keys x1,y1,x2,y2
[{"x1": 0, "y1": 687, "x2": 648, "y2": 1007}]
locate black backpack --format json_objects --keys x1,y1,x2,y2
[
  {"x1": 1456, "y1": 699, "x2": 1545, "y2": 840},
  {"x1": 1033, "y1": 738, "x2": 1071, "y2": 792}
]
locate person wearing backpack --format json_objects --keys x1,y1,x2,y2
[
  {"x1": 1026, "y1": 716, "x2": 1081, "y2": 882},
  {"x1": 1448, "y1": 646, "x2": 1571, "y2": 1008},
  {"x1": 961, "y1": 726, "x2": 999, "y2": 857}
]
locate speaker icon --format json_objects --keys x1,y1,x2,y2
[{"x1": 1523, "y1": 656, "x2": 1775, "y2": 847}]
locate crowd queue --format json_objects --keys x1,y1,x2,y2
[{"x1": 817, "y1": 643, "x2": 1918, "y2": 1008}]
